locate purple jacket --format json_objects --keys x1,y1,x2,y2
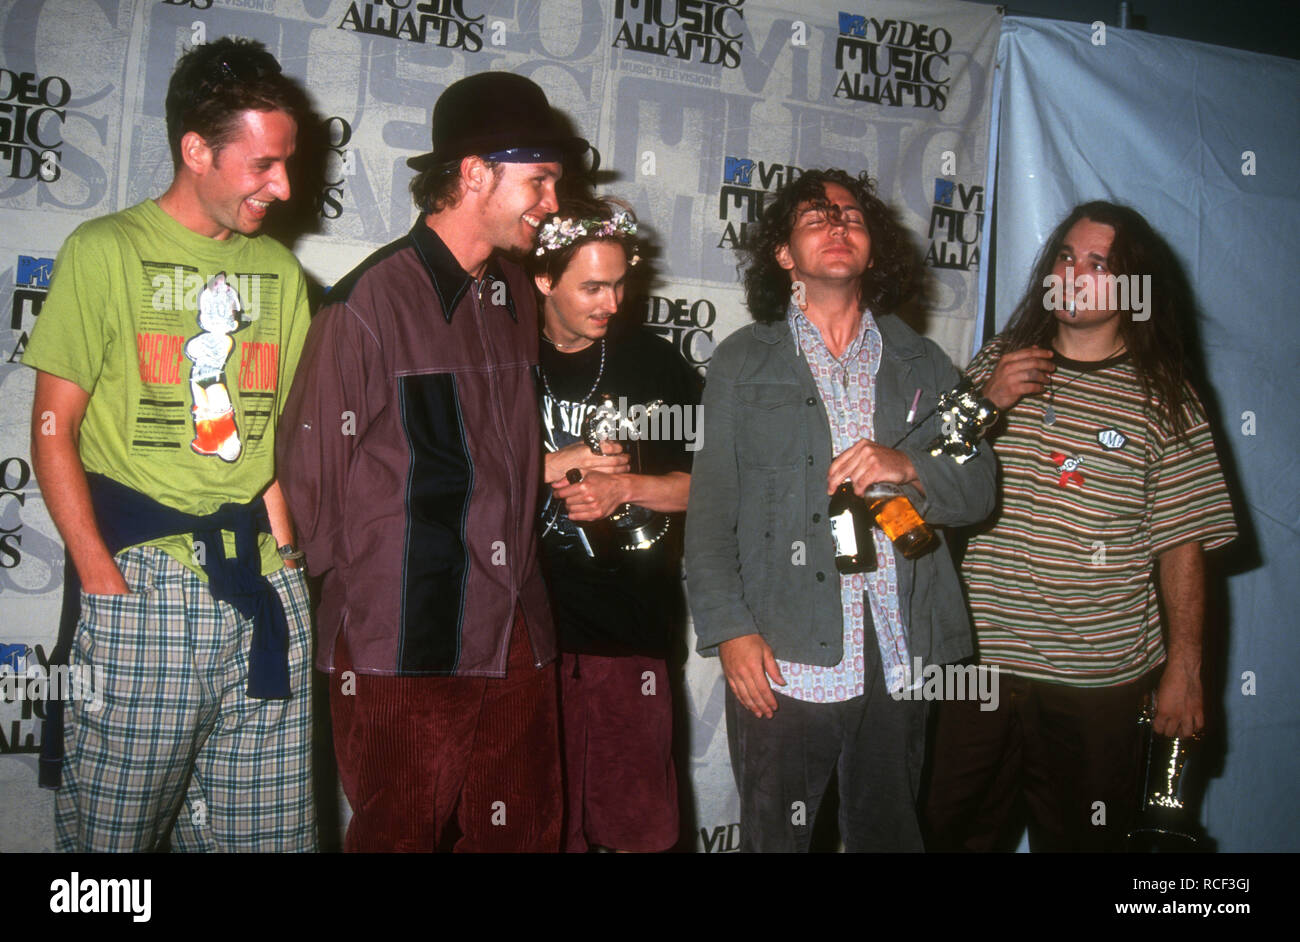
[{"x1": 277, "y1": 221, "x2": 555, "y2": 676}]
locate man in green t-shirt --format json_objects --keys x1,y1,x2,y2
[{"x1": 23, "y1": 38, "x2": 316, "y2": 852}]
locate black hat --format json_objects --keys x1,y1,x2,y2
[{"x1": 406, "y1": 71, "x2": 589, "y2": 171}]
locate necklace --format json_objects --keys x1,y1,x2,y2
[
  {"x1": 540, "y1": 337, "x2": 605, "y2": 407},
  {"x1": 1043, "y1": 343, "x2": 1124, "y2": 425},
  {"x1": 541, "y1": 330, "x2": 590, "y2": 351}
]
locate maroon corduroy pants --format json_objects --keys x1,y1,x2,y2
[{"x1": 330, "y1": 610, "x2": 562, "y2": 852}]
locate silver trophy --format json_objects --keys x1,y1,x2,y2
[
  {"x1": 580, "y1": 395, "x2": 670, "y2": 554},
  {"x1": 926, "y1": 377, "x2": 1000, "y2": 464},
  {"x1": 1127, "y1": 699, "x2": 1204, "y2": 851}
]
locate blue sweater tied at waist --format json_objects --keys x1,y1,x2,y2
[{"x1": 39, "y1": 472, "x2": 293, "y2": 789}]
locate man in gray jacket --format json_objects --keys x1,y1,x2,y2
[{"x1": 685, "y1": 168, "x2": 995, "y2": 851}]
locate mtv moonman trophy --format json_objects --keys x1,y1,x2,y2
[
  {"x1": 865, "y1": 378, "x2": 1001, "y2": 559},
  {"x1": 1127, "y1": 699, "x2": 1204, "y2": 851},
  {"x1": 924, "y1": 377, "x2": 1000, "y2": 464},
  {"x1": 574, "y1": 394, "x2": 670, "y2": 559}
]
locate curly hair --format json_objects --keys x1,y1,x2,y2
[
  {"x1": 525, "y1": 195, "x2": 639, "y2": 285},
  {"x1": 1000, "y1": 200, "x2": 1194, "y2": 435},
  {"x1": 165, "y1": 37, "x2": 307, "y2": 170},
  {"x1": 739, "y1": 168, "x2": 916, "y2": 322}
]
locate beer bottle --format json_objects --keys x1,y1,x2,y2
[
  {"x1": 829, "y1": 480, "x2": 877, "y2": 574},
  {"x1": 864, "y1": 482, "x2": 940, "y2": 559}
]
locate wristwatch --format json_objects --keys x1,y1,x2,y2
[{"x1": 277, "y1": 543, "x2": 306, "y2": 562}]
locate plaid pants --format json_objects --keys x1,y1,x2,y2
[{"x1": 54, "y1": 545, "x2": 317, "y2": 852}]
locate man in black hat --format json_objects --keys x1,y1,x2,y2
[{"x1": 278, "y1": 72, "x2": 586, "y2": 852}]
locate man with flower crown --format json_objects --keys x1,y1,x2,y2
[{"x1": 528, "y1": 196, "x2": 700, "y2": 852}]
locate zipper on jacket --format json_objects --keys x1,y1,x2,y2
[{"x1": 470, "y1": 281, "x2": 535, "y2": 667}]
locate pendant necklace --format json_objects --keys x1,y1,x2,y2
[
  {"x1": 1043, "y1": 342, "x2": 1124, "y2": 426},
  {"x1": 1043, "y1": 372, "x2": 1081, "y2": 426},
  {"x1": 540, "y1": 335, "x2": 605, "y2": 407}
]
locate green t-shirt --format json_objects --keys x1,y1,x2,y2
[{"x1": 23, "y1": 199, "x2": 311, "y2": 576}]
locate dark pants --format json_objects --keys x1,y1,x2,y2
[
  {"x1": 330, "y1": 609, "x2": 562, "y2": 852},
  {"x1": 924, "y1": 672, "x2": 1149, "y2": 852},
  {"x1": 725, "y1": 663, "x2": 928, "y2": 852},
  {"x1": 560, "y1": 653, "x2": 679, "y2": 853}
]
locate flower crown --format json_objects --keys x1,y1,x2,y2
[{"x1": 535, "y1": 209, "x2": 640, "y2": 264}]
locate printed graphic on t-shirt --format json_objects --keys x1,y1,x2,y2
[
  {"x1": 132, "y1": 262, "x2": 281, "y2": 459},
  {"x1": 1050, "y1": 450, "x2": 1085, "y2": 486},
  {"x1": 186, "y1": 273, "x2": 243, "y2": 461},
  {"x1": 540, "y1": 388, "x2": 599, "y2": 551},
  {"x1": 542, "y1": 392, "x2": 599, "y2": 451}
]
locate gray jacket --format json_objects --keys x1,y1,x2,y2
[{"x1": 685, "y1": 313, "x2": 996, "y2": 667}]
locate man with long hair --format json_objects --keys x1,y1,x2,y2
[
  {"x1": 685, "y1": 169, "x2": 995, "y2": 851},
  {"x1": 25, "y1": 37, "x2": 315, "y2": 851},
  {"x1": 925, "y1": 201, "x2": 1237, "y2": 851},
  {"x1": 529, "y1": 195, "x2": 699, "y2": 852}
]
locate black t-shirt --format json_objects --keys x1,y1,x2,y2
[{"x1": 537, "y1": 323, "x2": 701, "y2": 656}]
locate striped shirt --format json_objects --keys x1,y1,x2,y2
[
  {"x1": 963, "y1": 338, "x2": 1236, "y2": 686},
  {"x1": 775, "y1": 303, "x2": 911, "y2": 702}
]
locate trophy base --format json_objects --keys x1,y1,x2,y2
[
  {"x1": 1126, "y1": 826, "x2": 1203, "y2": 853},
  {"x1": 1126, "y1": 805, "x2": 1205, "y2": 852},
  {"x1": 614, "y1": 514, "x2": 670, "y2": 552}
]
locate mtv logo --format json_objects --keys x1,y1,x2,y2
[
  {"x1": 723, "y1": 156, "x2": 755, "y2": 186},
  {"x1": 17, "y1": 255, "x2": 54, "y2": 289},
  {"x1": 838, "y1": 13, "x2": 867, "y2": 37},
  {"x1": 933, "y1": 179, "x2": 956, "y2": 207},
  {"x1": 0, "y1": 643, "x2": 31, "y2": 671}
]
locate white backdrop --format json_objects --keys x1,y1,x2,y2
[
  {"x1": 0, "y1": 0, "x2": 1000, "y2": 851},
  {"x1": 989, "y1": 17, "x2": 1300, "y2": 851}
]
